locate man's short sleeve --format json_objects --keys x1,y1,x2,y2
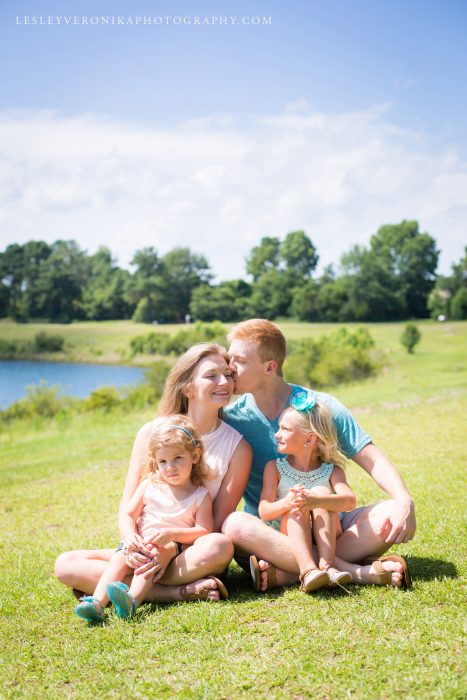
[{"x1": 317, "y1": 392, "x2": 372, "y2": 458}]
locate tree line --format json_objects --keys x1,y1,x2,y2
[{"x1": 1, "y1": 221, "x2": 465, "y2": 323}]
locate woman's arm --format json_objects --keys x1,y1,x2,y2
[
  {"x1": 150, "y1": 494, "x2": 214, "y2": 546},
  {"x1": 258, "y1": 461, "x2": 295, "y2": 521},
  {"x1": 212, "y1": 438, "x2": 252, "y2": 531},
  {"x1": 297, "y1": 467, "x2": 356, "y2": 513}
]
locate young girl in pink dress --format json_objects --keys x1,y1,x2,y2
[{"x1": 74, "y1": 415, "x2": 226, "y2": 621}]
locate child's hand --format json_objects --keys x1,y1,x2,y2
[
  {"x1": 289, "y1": 484, "x2": 308, "y2": 515},
  {"x1": 150, "y1": 528, "x2": 174, "y2": 546},
  {"x1": 123, "y1": 533, "x2": 153, "y2": 568}
]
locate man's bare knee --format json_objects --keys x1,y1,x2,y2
[{"x1": 222, "y1": 511, "x2": 257, "y2": 547}]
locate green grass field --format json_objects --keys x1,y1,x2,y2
[{"x1": 1, "y1": 321, "x2": 466, "y2": 698}]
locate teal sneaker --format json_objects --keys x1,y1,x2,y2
[
  {"x1": 74, "y1": 596, "x2": 104, "y2": 622},
  {"x1": 106, "y1": 582, "x2": 137, "y2": 619}
]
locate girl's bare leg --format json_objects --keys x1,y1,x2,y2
[
  {"x1": 312, "y1": 507, "x2": 341, "y2": 576},
  {"x1": 284, "y1": 511, "x2": 319, "y2": 575},
  {"x1": 93, "y1": 551, "x2": 133, "y2": 605}
]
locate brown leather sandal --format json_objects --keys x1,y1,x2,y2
[
  {"x1": 361, "y1": 555, "x2": 412, "y2": 589},
  {"x1": 180, "y1": 576, "x2": 229, "y2": 601},
  {"x1": 249, "y1": 555, "x2": 277, "y2": 592},
  {"x1": 299, "y1": 568, "x2": 329, "y2": 593}
]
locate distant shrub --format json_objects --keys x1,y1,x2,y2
[
  {"x1": 122, "y1": 360, "x2": 172, "y2": 410},
  {"x1": 0, "y1": 339, "x2": 28, "y2": 359},
  {"x1": 285, "y1": 327, "x2": 378, "y2": 388},
  {"x1": 33, "y1": 331, "x2": 65, "y2": 353},
  {"x1": 451, "y1": 287, "x2": 467, "y2": 320},
  {"x1": 401, "y1": 323, "x2": 421, "y2": 354},
  {"x1": 83, "y1": 386, "x2": 121, "y2": 412},
  {"x1": 130, "y1": 321, "x2": 227, "y2": 357},
  {"x1": 1, "y1": 382, "x2": 70, "y2": 421}
]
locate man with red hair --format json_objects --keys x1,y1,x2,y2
[{"x1": 223, "y1": 319, "x2": 414, "y2": 589}]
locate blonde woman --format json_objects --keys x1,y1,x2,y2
[{"x1": 56, "y1": 343, "x2": 252, "y2": 603}]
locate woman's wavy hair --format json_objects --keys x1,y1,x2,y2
[
  {"x1": 146, "y1": 415, "x2": 209, "y2": 487},
  {"x1": 281, "y1": 403, "x2": 347, "y2": 470},
  {"x1": 156, "y1": 342, "x2": 230, "y2": 417}
]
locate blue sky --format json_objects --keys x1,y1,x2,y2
[{"x1": 0, "y1": 0, "x2": 466, "y2": 279}]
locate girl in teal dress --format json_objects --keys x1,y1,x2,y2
[{"x1": 257, "y1": 390, "x2": 356, "y2": 594}]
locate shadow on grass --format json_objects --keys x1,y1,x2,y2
[{"x1": 408, "y1": 556, "x2": 458, "y2": 581}]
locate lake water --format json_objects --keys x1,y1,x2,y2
[{"x1": 0, "y1": 360, "x2": 146, "y2": 409}]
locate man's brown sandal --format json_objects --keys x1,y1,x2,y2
[
  {"x1": 249, "y1": 555, "x2": 277, "y2": 592},
  {"x1": 361, "y1": 555, "x2": 412, "y2": 589}
]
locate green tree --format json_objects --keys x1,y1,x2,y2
[
  {"x1": 401, "y1": 323, "x2": 421, "y2": 353},
  {"x1": 369, "y1": 220, "x2": 439, "y2": 318},
  {"x1": 280, "y1": 230, "x2": 319, "y2": 279},
  {"x1": 246, "y1": 237, "x2": 280, "y2": 281},
  {"x1": 429, "y1": 247, "x2": 466, "y2": 320},
  {"x1": 248, "y1": 269, "x2": 294, "y2": 319},
  {"x1": 190, "y1": 280, "x2": 251, "y2": 321},
  {"x1": 80, "y1": 247, "x2": 132, "y2": 320}
]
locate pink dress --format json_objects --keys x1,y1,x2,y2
[{"x1": 137, "y1": 481, "x2": 209, "y2": 541}]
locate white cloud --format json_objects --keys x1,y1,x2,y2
[{"x1": 0, "y1": 106, "x2": 465, "y2": 280}]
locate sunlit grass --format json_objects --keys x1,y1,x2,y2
[{"x1": 0, "y1": 321, "x2": 466, "y2": 698}]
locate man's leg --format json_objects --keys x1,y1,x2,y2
[
  {"x1": 222, "y1": 511, "x2": 299, "y2": 590},
  {"x1": 223, "y1": 507, "x2": 406, "y2": 588},
  {"x1": 334, "y1": 501, "x2": 405, "y2": 586}
]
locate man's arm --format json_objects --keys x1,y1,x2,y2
[{"x1": 352, "y1": 442, "x2": 416, "y2": 544}]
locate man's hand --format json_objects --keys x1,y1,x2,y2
[{"x1": 386, "y1": 498, "x2": 416, "y2": 544}]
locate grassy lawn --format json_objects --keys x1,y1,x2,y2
[{"x1": 0, "y1": 322, "x2": 466, "y2": 698}]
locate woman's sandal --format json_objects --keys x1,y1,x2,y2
[
  {"x1": 322, "y1": 566, "x2": 353, "y2": 588},
  {"x1": 299, "y1": 568, "x2": 330, "y2": 594},
  {"x1": 74, "y1": 596, "x2": 104, "y2": 622},
  {"x1": 249, "y1": 555, "x2": 277, "y2": 592},
  {"x1": 361, "y1": 554, "x2": 412, "y2": 589},
  {"x1": 106, "y1": 581, "x2": 138, "y2": 618},
  {"x1": 180, "y1": 576, "x2": 229, "y2": 601}
]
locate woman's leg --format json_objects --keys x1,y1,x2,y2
[
  {"x1": 55, "y1": 549, "x2": 119, "y2": 594},
  {"x1": 144, "y1": 533, "x2": 234, "y2": 603}
]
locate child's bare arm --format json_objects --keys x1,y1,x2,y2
[
  {"x1": 259, "y1": 461, "x2": 296, "y2": 521},
  {"x1": 297, "y1": 467, "x2": 356, "y2": 513},
  {"x1": 149, "y1": 494, "x2": 214, "y2": 546},
  {"x1": 120, "y1": 479, "x2": 147, "y2": 545}
]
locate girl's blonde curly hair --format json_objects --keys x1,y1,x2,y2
[
  {"x1": 281, "y1": 403, "x2": 347, "y2": 470},
  {"x1": 146, "y1": 415, "x2": 209, "y2": 487}
]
